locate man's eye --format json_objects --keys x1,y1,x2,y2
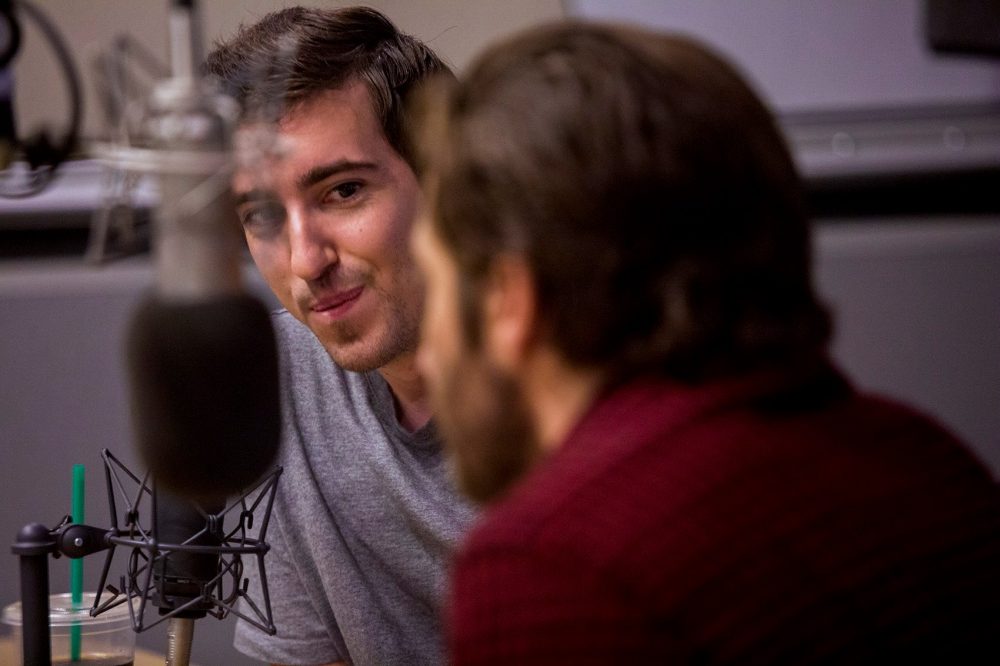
[
  {"x1": 239, "y1": 201, "x2": 285, "y2": 231},
  {"x1": 325, "y1": 181, "x2": 363, "y2": 202}
]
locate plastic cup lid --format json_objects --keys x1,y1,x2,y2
[{"x1": 2, "y1": 592, "x2": 139, "y2": 627}]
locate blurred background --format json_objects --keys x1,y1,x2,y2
[{"x1": 1, "y1": 1, "x2": 997, "y2": 664}]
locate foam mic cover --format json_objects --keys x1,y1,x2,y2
[{"x1": 127, "y1": 292, "x2": 280, "y2": 502}]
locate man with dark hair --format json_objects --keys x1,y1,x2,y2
[
  {"x1": 412, "y1": 22, "x2": 1000, "y2": 664},
  {"x1": 204, "y1": 7, "x2": 474, "y2": 665}
]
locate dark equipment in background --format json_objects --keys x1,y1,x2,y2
[
  {"x1": 0, "y1": 0, "x2": 82, "y2": 197},
  {"x1": 798, "y1": 0, "x2": 1000, "y2": 221},
  {"x1": 926, "y1": 0, "x2": 1000, "y2": 58}
]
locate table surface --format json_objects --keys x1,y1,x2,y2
[{"x1": 0, "y1": 636, "x2": 167, "y2": 665}]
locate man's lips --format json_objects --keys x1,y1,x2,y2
[{"x1": 310, "y1": 286, "x2": 365, "y2": 314}]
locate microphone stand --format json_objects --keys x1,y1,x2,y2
[
  {"x1": 166, "y1": 616, "x2": 195, "y2": 666},
  {"x1": 12, "y1": 518, "x2": 119, "y2": 665},
  {"x1": 11, "y1": 524, "x2": 58, "y2": 666},
  {"x1": 11, "y1": 450, "x2": 281, "y2": 666},
  {"x1": 10, "y1": 1, "x2": 283, "y2": 662}
]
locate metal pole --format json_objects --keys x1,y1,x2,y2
[
  {"x1": 13, "y1": 523, "x2": 55, "y2": 666},
  {"x1": 166, "y1": 617, "x2": 195, "y2": 666}
]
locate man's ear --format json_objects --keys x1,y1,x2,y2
[{"x1": 481, "y1": 255, "x2": 538, "y2": 372}]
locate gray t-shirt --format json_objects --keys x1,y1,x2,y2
[{"x1": 234, "y1": 310, "x2": 477, "y2": 665}]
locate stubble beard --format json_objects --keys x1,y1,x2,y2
[
  {"x1": 434, "y1": 351, "x2": 541, "y2": 504},
  {"x1": 318, "y1": 287, "x2": 422, "y2": 372},
  {"x1": 307, "y1": 262, "x2": 424, "y2": 372}
]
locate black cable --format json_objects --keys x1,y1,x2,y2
[
  {"x1": 0, "y1": 0, "x2": 83, "y2": 198},
  {"x1": 0, "y1": 0, "x2": 22, "y2": 69}
]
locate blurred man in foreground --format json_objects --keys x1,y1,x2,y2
[{"x1": 412, "y1": 22, "x2": 1000, "y2": 664}]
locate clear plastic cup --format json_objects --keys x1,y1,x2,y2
[{"x1": 2, "y1": 592, "x2": 137, "y2": 665}]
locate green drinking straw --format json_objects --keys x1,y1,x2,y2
[{"x1": 70, "y1": 464, "x2": 85, "y2": 662}]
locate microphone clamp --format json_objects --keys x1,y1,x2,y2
[{"x1": 12, "y1": 448, "x2": 282, "y2": 665}]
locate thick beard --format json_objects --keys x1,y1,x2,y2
[{"x1": 433, "y1": 353, "x2": 540, "y2": 504}]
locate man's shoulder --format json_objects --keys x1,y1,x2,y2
[
  {"x1": 267, "y1": 308, "x2": 374, "y2": 412},
  {"x1": 463, "y1": 378, "x2": 725, "y2": 536},
  {"x1": 267, "y1": 308, "x2": 321, "y2": 361},
  {"x1": 460, "y1": 369, "x2": 1000, "y2": 572},
  {"x1": 270, "y1": 308, "x2": 315, "y2": 344}
]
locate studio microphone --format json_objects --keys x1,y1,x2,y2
[
  {"x1": 4, "y1": 1, "x2": 280, "y2": 662},
  {"x1": 116, "y1": 2, "x2": 281, "y2": 662},
  {"x1": 123, "y1": 0, "x2": 281, "y2": 503}
]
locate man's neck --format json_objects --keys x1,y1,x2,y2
[
  {"x1": 522, "y1": 349, "x2": 605, "y2": 453},
  {"x1": 378, "y1": 352, "x2": 433, "y2": 432}
]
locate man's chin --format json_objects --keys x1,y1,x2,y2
[
  {"x1": 310, "y1": 323, "x2": 402, "y2": 372},
  {"x1": 325, "y1": 342, "x2": 399, "y2": 373}
]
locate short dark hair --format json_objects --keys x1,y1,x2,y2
[
  {"x1": 204, "y1": 5, "x2": 450, "y2": 164},
  {"x1": 420, "y1": 23, "x2": 831, "y2": 383}
]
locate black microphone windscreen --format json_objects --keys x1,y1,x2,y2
[
  {"x1": 127, "y1": 292, "x2": 280, "y2": 502},
  {"x1": 153, "y1": 489, "x2": 225, "y2": 616}
]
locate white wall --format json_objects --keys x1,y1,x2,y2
[
  {"x1": 566, "y1": 0, "x2": 1000, "y2": 113},
  {"x1": 814, "y1": 217, "x2": 1000, "y2": 476},
  {"x1": 14, "y1": 0, "x2": 566, "y2": 141}
]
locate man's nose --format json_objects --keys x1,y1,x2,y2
[{"x1": 288, "y1": 209, "x2": 338, "y2": 282}]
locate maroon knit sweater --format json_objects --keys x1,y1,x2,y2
[{"x1": 448, "y1": 363, "x2": 1000, "y2": 665}]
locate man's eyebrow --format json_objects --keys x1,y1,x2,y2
[
  {"x1": 297, "y1": 160, "x2": 379, "y2": 191},
  {"x1": 233, "y1": 188, "x2": 276, "y2": 207}
]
